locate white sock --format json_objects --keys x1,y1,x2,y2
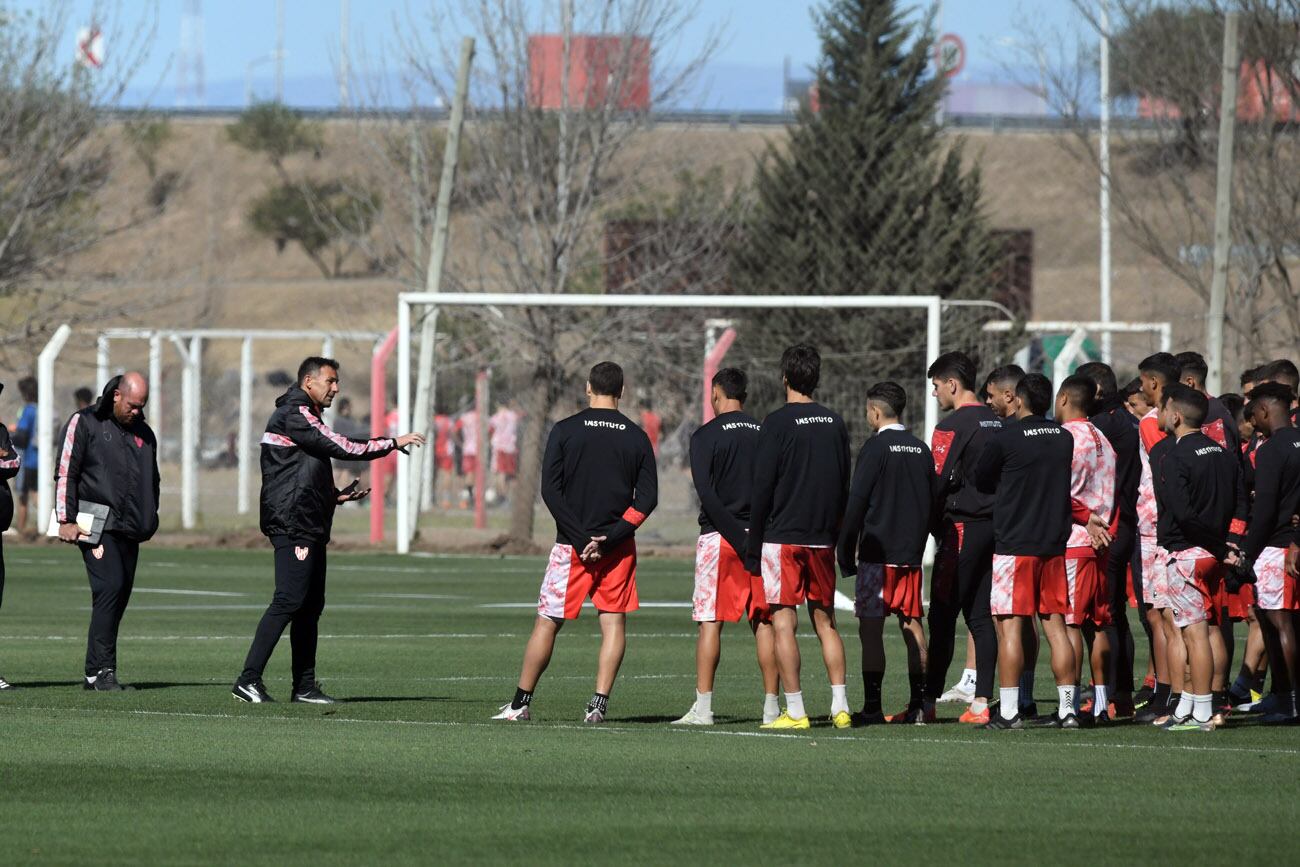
[
  {"x1": 1175, "y1": 692, "x2": 1193, "y2": 719},
  {"x1": 695, "y1": 690, "x2": 712, "y2": 717},
  {"x1": 1057, "y1": 685, "x2": 1076, "y2": 719},
  {"x1": 763, "y1": 693, "x2": 780, "y2": 723},
  {"x1": 1093, "y1": 684, "x2": 1109, "y2": 717},
  {"x1": 970, "y1": 698, "x2": 988, "y2": 714},
  {"x1": 830, "y1": 684, "x2": 849, "y2": 715},
  {"x1": 960, "y1": 668, "x2": 977, "y2": 688},
  {"x1": 785, "y1": 690, "x2": 806, "y2": 720},
  {"x1": 1000, "y1": 687, "x2": 1019, "y2": 720},
  {"x1": 1191, "y1": 692, "x2": 1212, "y2": 723}
]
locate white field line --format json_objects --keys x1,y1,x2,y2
[
  {"x1": 360, "y1": 593, "x2": 464, "y2": 600},
  {"x1": 132, "y1": 588, "x2": 249, "y2": 598},
  {"x1": 7, "y1": 705, "x2": 1300, "y2": 758}
]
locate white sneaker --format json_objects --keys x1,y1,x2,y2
[
  {"x1": 671, "y1": 703, "x2": 714, "y2": 726},
  {"x1": 492, "y1": 703, "x2": 530, "y2": 721},
  {"x1": 583, "y1": 708, "x2": 605, "y2": 723},
  {"x1": 938, "y1": 680, "x2": 975, "y2": 704}
]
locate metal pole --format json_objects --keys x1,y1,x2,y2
[
  {"x1": 1206, "y1": 11, "x2": 1239, "y2": 396},
  {"x1": 37, "y1": 324, "x2": 72, "y2": 535},
  {"x1": 192, "y1": 336, "x2": 203, "y2": 527},
  {"x1": 171, "y1": 336, "x2": 196, "y2": 530},
  {"x1": 148, "y1": 334, "x2": 162, "y2": 443},
  {"x1": 1054, "y1": 328, "x2": 1090, "y2": 393},
  {"x1": 924, "y1": 298, "x2": 941, "y2": 447},
  {"x1": 474, "y1": 369, "x2": 488, "y2": 530},
  {"x1": 238, "y1": 337, "x2": 253, "y2": 515},
  {"x1": 396, "y1": 300, "x2": 412, "y2": 553},
  {"x1": 338, "y1": 0, "x2": 350, "y2": 108},
  {"x1": 1099, "y1": 0, "x2": 1113, "y2": 364},
  {"x1": 96, "y1": 335, "x2": 110, "y2": 391},
  {"x1": 275, "y1": 0, "x2": 285, "y2": 102},
  {"x1": 418, "y1": 311, "x2": 440, "y2": 513},
  {"x1": 320, "y1": 335, "x2": 336, "y2": 428}
]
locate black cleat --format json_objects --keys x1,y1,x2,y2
[
  {"x1": 1019, "y1": 702, "x2": 1038, "y2": 719},
  {"x1": 1133, "y1": 706, "x2": 1163, "y2": 725},
  {"x1": 1030, "y1": 713, "x2": 1062, "y2": 728},
  {"x1": 291, "y1": 682, "x2": 337, "y2": 704},
  {"x1": 1133, "y1": 684, "x2": 1154, "y2": 708},
  {"x1": 91, "y1": 669, "x2": 131, "y2": 691},
  {"x1": 232, "y1": 680, "x2": 275, "y2": 703},
  {"x1": 1060, "y1": 713, "x2": 1081, "y2": 729},
  {"x1": 984, "y1": 714, "x2": 1024, "y2": 730},
  {"x1": 851, "y1": 709, "x2": 887, "y2": 727},
  {"x1": 1089, "y1": 710, "x2": 1113, "y2": 728}
]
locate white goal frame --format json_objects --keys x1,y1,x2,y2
[{"x1": 394, "y1": 292, "x2": 944, "y2": 554}]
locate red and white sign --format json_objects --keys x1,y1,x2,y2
[
  {"x1": 934, "y1": 33, "x2": 965, "y2": 79},
  {"x1": 76, "y1": 26, "x2": 104, "y2": 69}
]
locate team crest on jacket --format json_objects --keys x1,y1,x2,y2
[
  {"x1": 91, "y1": 546, "x2": 104, "y2": 560},
  {"x1": 133, "y1": 435, "x2": 144, "y2": 448},
  {"x1": 295, "y1": 546, "x2": 309, "y2": 561}
]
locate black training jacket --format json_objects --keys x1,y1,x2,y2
[
  {"x1": 1242, "y1": 426, "x2": 1300, "y2": 561},
  {"x1": 931, "y1": 403, "x2": 1002, "y2": 525},
  {"x1": 973, "y1": 415, "x2": 1074, "y2": 556},
  {"x1": 690, "y1": 410, "x2": 760, "y2": 556},
  {"x1": 1091, "y1": 402, "x2": 1140, "y2": 524},
  {"x1": 1157, "y1": 431, "x2": 1246, "y2": 560},
  {"x1": 836, "y1": 426, "x2": 936, "y2": 572},
  {"x1": 260, "y1": 387, "x2": 397, "y2": 543},
  {"x1": 54, "y1": 376, "x2": 160, "y2": 542}
]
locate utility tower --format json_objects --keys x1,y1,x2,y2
[{"x1": 177, "y1": 0, "x2": 205, "y2": 106}]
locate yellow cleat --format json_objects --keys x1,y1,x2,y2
[
  {"x1": 830, "y1": 710, "x2": 852, "y2": 729},
  {"x1": 760, "y1": 711, "x2": 811, "y2": 730}
]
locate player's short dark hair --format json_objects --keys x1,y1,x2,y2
[
  {"x1": 927, "y1": 351, "x2": 977, "y2": 392},
  {"x1": 588, "y1": 361, "x2": 624, "y2": 397},
  {"x1": 866, "y1": 381, "x2": 907, "y2": 419},
  {"x1": 74, "y1": 386, "x2": 94, "y2": 405},
  {"x1": 1058, "y1": 374, "x2": 1096, "y2": 415},
  {"x1": 1122, "y1": 377, "x2": 1144, "y2": 398},
  {"x1": 781, "y1": 344, "x2": 820, "y2": 396},
  {"x1": 1240, "y1": 366, "x2": 1260, "y2": 389},
  {"x1": 297, "y1": 356, "x2": 340, "y2": 385},
  {"x1": 1247, "y1": 381, "x2": 1295, "y2": 411},
  {"x1": 1162, "y1": 382, "x2": 1208, "y2": 428},
  {"x1": 17, "y1": 376, "x2": 36, "y2": 402},
  {"x1": 712, "y1": 367, "x2": 747, "y2": 403},
  {"x1": 1138, "y1": 352, "x2": 1181, "y2": 385},
  {"x1": 1257, "y1": 358, "x2": 1300, "y2": 389},
  {"x1": 1016, "y1": 373, "x2": 1054, "y2": 416},
  {"x1": 1175, "y1": 351, "x2": 1209, "y2": 385},
  {"x1": 1075, "y1": 361, "x2": 1117, "y2": 400},
  {"x1": 985, "y1": 364, "x2": 1024, "y2": 392},
  {"x1": 1219, "y1": 392, "x2": 1245, "y2": 423}
]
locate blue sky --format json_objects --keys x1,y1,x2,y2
[{"x1": 41, "y1": 1, "x2": 1088, "y2": 110}]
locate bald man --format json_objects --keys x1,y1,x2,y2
[{"x1": 55, "y1": 372, "x2": 160, "y2": 691}]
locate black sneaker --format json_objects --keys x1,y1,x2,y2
[
  {"x1": 232, "y1": 680, "x2": 275, "y2": 703},
  {"x1": 291, "y1": 682, "x2": 337, "y2": 704},
  {"x1": 851, "y1": 709, "x2": 887, "y2": 727},
  {"x1": 984, "y1": 714, "x2": 1024, "y2": 730},
  {"x1": 1060, "y1": 713, "x2": 1081, "y2": 729},
  {"x1": 1133, "y1": 706, "x2": 1162, "y2": 725},
  {"x1": 1134, "y1": 684, "x2": 1155, "y2": 707},
  {"x1": 1019, "y1": 701, "x2": 1038, "y2": 719},
  {"x1": 92, "y1": 668, "x2": 130, "y2": 692},
  {"x1": 1089, "y1": 710, "x2": 1113, "y2": 728}
]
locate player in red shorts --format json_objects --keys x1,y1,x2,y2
[
  {"x1": 432, "y1": 407, "x2": 456, "y2": 509},
  {"x1": 975, "y1": 373, "x2": 1076, "y2": 729},
  {"x1": 493, "y1": 362, "x2": 657, "y2": 723},
  {"x1": 1056, "y1": 375, "x2": 1118, "y2": 724},
  {"x1": 673, "y1": 368, "x2": 778, "y2": 726},
  {"x1": 1156, "y1": 384, "x2": 1245, "y2": 732},
  {"x1": 1235, "y1": 383, "x2": 1300, "y2": 723},
  {"x1": 745, "y1": 344, "x2": 851, "y2": 730},
  {"x1": 836, "y1": 382, "x2": 936, "y2": 726}
]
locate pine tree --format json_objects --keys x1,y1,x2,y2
[{"x1": 731, "y1": 0, "x2": 1004, "y2": 392}]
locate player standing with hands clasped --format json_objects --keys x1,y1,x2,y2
[
  {"x1": 494, "y1": 362, "x2": 657, "y2": 723},
  {"x1": 233, "y1": 357, "x2": 424, "y2": 704}
]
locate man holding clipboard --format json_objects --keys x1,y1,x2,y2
[{"x1": 53, "y1": 372, "x2": 159, "y2": 692}]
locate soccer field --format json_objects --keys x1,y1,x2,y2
[{"x1": 1, "y1": 545, "x2": 1296, "y2": 865}]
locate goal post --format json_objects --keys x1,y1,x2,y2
[{"x1": 393, "y1": 292, "x2": 945, "y2": 554}]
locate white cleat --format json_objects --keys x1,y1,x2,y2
[
  {"x1": 938, "y1": 681, "x2": 976, "y2": 704},
  {"x1": 583, "y1": 708, "x2": 605, "y2": 724},
  {"x1": 671, "y1": 703, "x2": 714, "y2": 726},
  {"x1": 492, "y1": 703, "x2": 530, "y2": 721}
]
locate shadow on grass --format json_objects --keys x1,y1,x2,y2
[{"x1": 2, "y1": 680, "x2": 217, "y2": 691}]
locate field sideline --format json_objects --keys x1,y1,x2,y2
[{"x1": 1, "y1": 545, "x2": 1296, "y2": 865}]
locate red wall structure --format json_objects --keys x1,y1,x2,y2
[
  {"x1": 527, "y1": 34, "x2": 651, "y2": 111},
  {"x1": 1139, "y1": 60, "x2": 1300, "y2": 122}
]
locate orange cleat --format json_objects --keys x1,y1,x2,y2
[{"x1": 958, "y1": 705, "x2": 990, "y2": 724}]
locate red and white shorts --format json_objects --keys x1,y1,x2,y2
[
  {"x1": 854, "y1": 563, "x2": 924, "y2": 619},
  {"x1": 493, "y1": 451, "x2": 518, "y2": 477},
  {"x1": 1065, "y1": 556, "x2": 1111, "y2": 628},
  {"x1": 1254, "y1": 546, "x2": 1298, "y2": 612},
  {"x1": 436, "y1": 454, "x2": 454, "y2": 472},
  {"x1": 693, "y1": 533, "x2": 753, "y2": 623},
  {"x1": 1167, "y1": 554, "x2": 1224, "y2": 629},
  {"x1": 1140, "y1": 537, "x2": 1171, "y2": 609},
  {"x1": 761, "y1": 543, "x2": 836, "y2": 608},
  {"x1": 537, "y1": 540, "x2": 638, "y2": 620},
  {"x1": 992, "y1": 554, "x2": 1063, "y2": 617},
  {"x1": 461, "y1": 454, "x2": 478, "y2": 475}
]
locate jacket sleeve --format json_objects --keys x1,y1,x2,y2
[
  {"x1": 601, "y1": 437, "x2": 658, "y2": 551},
  {"x1": 0, "y1": 425, "x2": 20, "y2": 481},
  {"x1": 690, "y1": 432, "x2": 747, "y2": 556},
  {"x1": 837, "y1": 441, "x2": 879, "y2": 576},
  {"x1": 1165, "y1": 453, "x2": 1230, "y2": 560},
  {"x1": 539, "y1": 424, "x2": 588, "y2": 550},
  {"x1": 286, "y1": 405, "x2": 397, "y2": 461},
  {"x1": 745, "y1": 422, "x2": 782, "y2": 573},
  {"x1": 973, "y1": 433, "x2": 1004, "y2": 495},
  {"x1": 1243, "y1": 445, "x2": 1280, "y2": 562},
  {"x1": 54, "y1": 414, "x2": 88, "y2": 523}
]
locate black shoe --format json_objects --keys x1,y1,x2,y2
[
  {"x1": 1090, "y1": 710, "x2": 1113, "y2": 727},
  {"x1": 984, "y1": 713, "x2": 1024, "y2": 730},
  {"x1": 1060, "y1": 713, "x2": 1081, "y2": 729},
  {"x1": 1030, "y1": 713, "x2": 1062, "y2": 728},
  {"x1": 291, "y1": 682, "x2": 337, "y2": 704},
  {"x1": 1134, "y1": 684, "x2": 1155, "y2": 708},
  {"x1": 851, "y1": 709, "x2": 887, "y2": 727},
  {"x1": 232, "y1": 680, "x2": 275, "y2": 703},
  {"x1": 1133, "y1": 706, "x2": 1162, "y2": 725},
  {"x1": 92, "y1": 668, "x2": 130, "y2": 692},
  {"x1": 1019, "y1": 702, "x2": 1038, "y2": 719}
]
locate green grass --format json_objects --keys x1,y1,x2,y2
[{"x1": 0, "y1": 544, "x2": 1296, "y2": 865}]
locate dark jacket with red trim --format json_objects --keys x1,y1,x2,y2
[
  {"x1": 1156, "y1": 431, "x2": 1247, "y2": 560},
  {"x1": 931, "y1": 403, "x2": 1002, "y2": 526},
  {"x1": 540, "y1": 407, "x2": 658, "y2": 552},
  {"x1": 259, "y1": 387, "x2": 397, "y2": 543},
  {"x1": 54, "y1": 376, "x2": 160, "y2": 542}
]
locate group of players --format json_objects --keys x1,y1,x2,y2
[{"x1": 493, "y1": 345, "x2": 1300, "y2": 733}]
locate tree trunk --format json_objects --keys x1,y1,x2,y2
[{"x1": 508, "y1": 367, "x2": 556, "y2": 548}]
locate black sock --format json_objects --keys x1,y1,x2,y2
[
  {"x1": 1152, "y1": 682, "x2": 1170, "y2": 710},
  {"x1": 908, "y1": 672, "x2": 925, "y2": 707},
  {"x1": 587, "y1": 692, "x2": 609, "y2": 714},
  {"x1": 511, "y1": 687, "x2": 532, "y2": 710},
  {"x1": 862, "y1": 670, "x2": 883, "y2": 714},
  {"x1": 1213, "y1": 690, "x2": 1228, "y2": 709},
  {"x1": 1167, "y1": 692, "x2": 1182, "y2": 715}
]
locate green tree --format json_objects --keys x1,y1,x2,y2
[
  {"x1": 731, "y1": 0, "x2": 1005, "y2": 386},
  {"x1": 225, "y1": 101, "x2": 323, "y2": 180},
  {"x1": 247, "y1": 180, "x2": 380, "y2": 278}
]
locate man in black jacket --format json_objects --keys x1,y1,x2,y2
[
  {"x1": 0, "y1": 384, "x2": 21, "y2": 690},
  {"x1": 233, "y1": 357, "x2": 424, "y2": 704},
  {"x1": 55, "y1": 373, "x2": 159, "y2": 691}
]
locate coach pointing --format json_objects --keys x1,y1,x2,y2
[
  {"x1": 233, "y1": 357, "x2": 425, "y2": 704},
  {"x1": 55, "y1": 372, "x2": 160, "y2": 692}
]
